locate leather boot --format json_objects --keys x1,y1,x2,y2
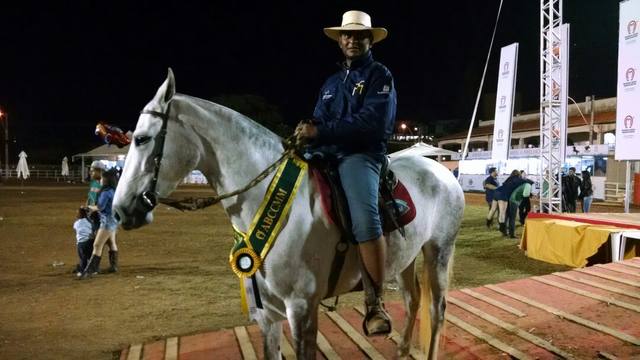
[
  {"x1": 486, "y1": 218, "x2": 493, "y2": 229},
  {"x1": 106, "y1": 250, "x2": 119, "y2": 273},
  {"x1": 360, "y1": 267, "x2": 392, "y2": 336},
  {"x1": 78, "y1": 255, "x2": 101, "y2": 280},
  {"x1": 499, "y1": 222, "x2": 507, "y2": 236}
]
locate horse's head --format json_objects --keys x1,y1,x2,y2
[{"x1": 113, "y1": 69, "x2": 199, "y2": 229}]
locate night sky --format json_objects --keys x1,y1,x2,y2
[{"x1": 0, "y1": 1, "x2": 619, "y2": 163}]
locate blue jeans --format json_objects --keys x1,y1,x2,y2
[
  {"x1": 337, "y1": 153, "x2": 383, "y2": 243},
  {"x1": 77, "y1": 238, "x2": 95, "y2": 271},
  {"x1": 100, "y1": 213, "x2": 118, "y2": 231},
  {"x1": 582, "y1": 196, "x2": 593, "y2": 213}
]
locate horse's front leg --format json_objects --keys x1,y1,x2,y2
[
  {"x1": 285, "y1": 298, "x2": 319, "y2": 359},
  {"x1": 256, "y1": 315, "x2": 282, "y2": 360}
]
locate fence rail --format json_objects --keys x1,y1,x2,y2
[{"x1": 0, "y1": 169, "x2": 84, "y2": 182}]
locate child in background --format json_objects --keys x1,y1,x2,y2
[{"x1": 72, "y1": 207, "x2": 98, "y2": 277}]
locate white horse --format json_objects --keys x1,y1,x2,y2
[{"x1": 113, "y1": 69, "x2": 464, "y2": 359}]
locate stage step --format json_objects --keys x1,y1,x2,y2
[{"x1": 120, "y1": 258, "x2": 640, "y2": 359}]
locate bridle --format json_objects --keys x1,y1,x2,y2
[
  {"x1": 138, "y1": 102, "x2": 172, "y2": 212},
  {"x1": 132, "y1": 100, "x2": 298, "y2": 214}
]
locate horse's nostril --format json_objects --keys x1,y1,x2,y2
[{"x1": 114, "y1": 211, "x2": 121, "y2": 222}]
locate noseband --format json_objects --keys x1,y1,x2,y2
[{"x1": 138, "y1": 102, "x2": 171, "y2": 211}]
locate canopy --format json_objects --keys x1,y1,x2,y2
[
  {"x1": 72, "y1": 143, "x2": 130, "y2": 160},
  {"x1": 72, "y1": 134, "x2": 131, "y2": 181},
  {"x1": 389, "y1": 142, "x2": 458, "y2": 159},
  {"x1": 72, "y1": 131, "x2": 132, "y2": 161},
  {"x1": 61, "y1": 156, "x2": 69, "y2": 176},
  {"x1": 16, "y1": 151, "x2": 30, "y2": 179}
]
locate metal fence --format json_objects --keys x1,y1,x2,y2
[{"x1": 0, "y1": 168, "x2": 84, "y2": 182}]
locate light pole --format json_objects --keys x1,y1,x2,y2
[{"x1": 0, "y1": 110, "x2": 8, "y2": 179}]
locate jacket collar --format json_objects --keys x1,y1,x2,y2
[{"x1": 340, "y1": 50, "x2": 374, "y2": 70}]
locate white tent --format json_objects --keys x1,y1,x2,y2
[
  {"x1": 72, "y1": 140, "x2": 130, "y2": 181},
  {"x1": 16, "y1": 151, "x2": 30, "y2": 179},
  {"x1": 389, "y1": 142, "x2": 458, "y2": 159},
  {"x1": 61, "y1": 156, "x2": 69, "y2": 176}
]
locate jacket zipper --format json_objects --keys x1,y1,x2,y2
[{"x1": 343, "y1": 69, "x2": 350, "y2": 82}]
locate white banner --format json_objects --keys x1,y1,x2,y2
[
  {"x1": 491, "y1": 43, "x2": 519, "y2": 160},
  {"x1": 616, "y1": 0, "x2": 640, "y2": 160}
]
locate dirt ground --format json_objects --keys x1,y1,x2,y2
[{"x1": 0, "y1": 183, "x2": 632, "y2": 359}]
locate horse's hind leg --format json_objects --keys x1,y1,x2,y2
[
  {"x1": 421, "y1": 241, "x2": 454, "y2": 360},
  {"x1": 397, "y1": 259, "x2": 420, "y2": 359},
  {"x1": 257, "y1": 316, "x2": 282, "y2": 360}
]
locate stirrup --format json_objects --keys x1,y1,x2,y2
[{"x1": 362, "y1": 300, "x2": 392, "y2": 336}]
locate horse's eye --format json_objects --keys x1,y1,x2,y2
[{"x1": 135, "y1": 136, "x2": 151, "y2": 146}]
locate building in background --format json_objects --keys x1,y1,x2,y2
[{"x1": 437, "y1": 97, "x2": 636, "y2": 203}]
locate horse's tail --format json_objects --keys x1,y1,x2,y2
[{"x1": 419, "y1": 242, "x2": 455, "y2": 359}]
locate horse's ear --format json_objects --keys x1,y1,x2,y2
[
  {"x1": 153, "y1": 68, "x2": 176, "y2": 105},
  {"x1": 165, "y1": 68, "x2": 176, "y2": 102}
]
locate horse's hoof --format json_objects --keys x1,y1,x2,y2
[{"x1": 397, "y1": 345, "x2": 411, "y2": 359}]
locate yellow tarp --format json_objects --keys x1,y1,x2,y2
[{"x1": 521, "y1": 218, "x2": 627, "y2": 268}]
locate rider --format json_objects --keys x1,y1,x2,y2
[{"x1": 295, "y1": 10, "x2": 396, "y2": 336}]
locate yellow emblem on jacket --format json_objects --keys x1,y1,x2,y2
[{"x1": 352, "y1": 81, "x2": 365, "y2": 96}]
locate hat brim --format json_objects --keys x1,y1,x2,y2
[{"x1": 323, "y1": 25, "x2": 388, "y2": 44}]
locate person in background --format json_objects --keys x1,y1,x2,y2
[
  {"x1": 483, "y1": 167, "x2": 499, "y2": 228},
  {"x1": 487, "y1": 170, "x2": 528, "y2": 235},
  {"x1": 483, "y1": 167, "x2": 499, "y2": 208},
  {"x1": 518, "y1": 170, "x2": 531, "y2": 225},
  {"x1": 87, "y1": 161, "x2": 105, "y2": 206},
  {"x1": 506, "y1": 180, "x2": 533, "y2": 239},
  {"x1": 80, "y1": 169, "x2": 119, "y2": 279},
  {"x1": 562, "y1": 167, "x2": 581, "y2": 213},
  {"x1": 72, "y1": 207, "x2": 98, "y2": 277},
  {"x1": 579, "y1": 170, "x2": 594, "y2": 213},
  {"x1": 85, "y1": 160, "x2": 119, "y2": 273}
]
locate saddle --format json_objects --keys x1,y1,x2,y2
[
  {"x1": 310, "y1": 156, "x2": 416, "y2": 239},
  {"x1": 308, "y1": 155, "x2": 416, "y2": 298}
]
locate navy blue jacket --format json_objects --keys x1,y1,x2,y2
[
  {"x1": 311, "y1": 51, "x2": 397, "y2": 156},
  {"x1": 495, "y1": 177, "x2": 534, "y2": 201},
  {"x1": 483, "y1": 175, "x2": 499, "y2": 203}
]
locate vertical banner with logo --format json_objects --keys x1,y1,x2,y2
[
  {"x1": 491, "y1": 43, "x2": 519, "y2": 161},
  {"x1": 616, "y1": 0, "x2": 640, "y2": 160}
]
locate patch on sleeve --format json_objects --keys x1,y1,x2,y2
[{"x1": 377, "y1": 84, "x2": 391, "y2": 95}]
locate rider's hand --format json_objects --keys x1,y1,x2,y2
[{"x1": 295, "y1": 121, "x2": 318, "y2": 145}]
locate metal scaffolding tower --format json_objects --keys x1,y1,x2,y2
[{"x1": 539, "y1": 0, "x2": 565, "y2": 213}]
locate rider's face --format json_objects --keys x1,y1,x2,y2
[{"x1": 339, "y1": 31, "x2": 372, "y2": 60}]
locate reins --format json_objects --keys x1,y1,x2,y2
[{"x1": 158, "y1": 135, "x2": 299, "y2": 211}]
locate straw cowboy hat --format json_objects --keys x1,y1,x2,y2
[{"x1": 324, "y1": 10, "x2": 388, "y2": 44}]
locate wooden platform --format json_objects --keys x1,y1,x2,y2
[{"x1": 120, "y1": 258, "x2": 640, "y2": 359}]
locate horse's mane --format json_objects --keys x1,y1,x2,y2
[{"x1": 172, "y1": 93, "x2": 284, "y2": 154}]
